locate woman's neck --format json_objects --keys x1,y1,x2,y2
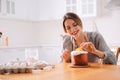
[{"x1": 75, "y1": 32, "x2": 88, "y2": 47}]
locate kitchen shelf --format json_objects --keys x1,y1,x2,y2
[{"x1": 0, "y1": 45, "x2": 42, "y2": 50}]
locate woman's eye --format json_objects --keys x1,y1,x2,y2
[
  {"x1": 66, "y1": 27, "x2": 71, "y2": 30},
  {"x1": 73, "y1": 23, "x2": 78, "y2": 27}
]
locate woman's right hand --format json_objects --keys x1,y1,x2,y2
[{"x1": 61, "y1": 49, "x2": 70, "y2": 63}]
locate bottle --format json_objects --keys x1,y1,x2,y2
[{"x1": 4, "y1": 36, "x2": 8, "y2": 46}]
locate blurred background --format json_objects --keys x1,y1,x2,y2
[{"x1": 0, "y1": 0, "x2": 120, "y2": 64}]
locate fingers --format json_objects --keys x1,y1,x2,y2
[
  {"x1": 61, "y1": 49, "x2": 70, "y2": 62},
  {"x1": 80, "y1": 42, "x2": 89, "y2": 50},
  {"x1": 80, "y1": 42, "x2": 94, "y2": 52}
]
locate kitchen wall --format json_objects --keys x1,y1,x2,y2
[
  {"x1": 0, "y1": 19, "x2": 63, "y2": 46},
  {"x1": 94, "y1": 9, "x2": 120, "y2": 46},
  {"x1": 0, "y1": 19, "x2": 63, "y2": 64},
  {"x1": 0, "y1": 19, "x2": 37, "y2": 46}
]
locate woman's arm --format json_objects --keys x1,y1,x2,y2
[
  {"x1": 61, "y1": 49, "x2": 71, "y2": 63},
  {"x1": 80, "y1": 32, "x2": 117, "y2": 64},
  {"x1": 61, "y1": 34, "x2": 73, "y2": 62},
  {"x1": 92, "y1": 32, "x2": 117, "y2": 64}
]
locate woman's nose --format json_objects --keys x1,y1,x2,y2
[{"x1": 71, "y1": 27, "x2": 76, "y2": 32}]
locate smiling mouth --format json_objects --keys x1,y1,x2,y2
[{"x1": 72, "y1": 30, "x2": 79, "y2": 35}]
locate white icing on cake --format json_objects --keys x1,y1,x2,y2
[{"x1": 71, "y1": 51, "x2": 88, "y2": 56}]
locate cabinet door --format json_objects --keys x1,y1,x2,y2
[
  {"x1": 0, "y1": 0, "x2": 66, "y2": 21},
  {"x1": 14, "y1": 0, "x2": 28, "y2": 20},
  {"x1": 66, "y1": 0, "x2": 97, "y2": 17},
  {"x1": 38, "y1": 0, "x2": 66, "y2": 20},
  {"x1": 0, "y1": 0, "x2": 15, "y2": 18},
  {"x1": 15, "y1": 0, "x2": 39, "y2": 21},
  {"x1": 0, "y1": 0, "x2": 34, "y2": 20}
]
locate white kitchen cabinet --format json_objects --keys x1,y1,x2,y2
[
  {"x1": 0, "y1": 0, "x2": 15, "y2": 18},
  {"x1": 0, "y1": 0, "x2": 66, "y2": 21},
  {"x1": 0, "y1": 0, "x2": 37, "y2": 20},
  {"x1": 0, "y1": 46, "x2": 62, "y2": 64},
  {"x1": 15, "y1": 0, "x2": 39, "y2": 21},
  {"x1": 14, "y1": 0, "x2": 27, "y2": 20}
]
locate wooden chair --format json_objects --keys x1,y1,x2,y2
[{"x1": 116, "y1": 47, "x2": 120, "y2": 61}]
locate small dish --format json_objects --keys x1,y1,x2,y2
[
  {"x1": 69, "y1": 64, "x2": 90, "y2": 68},
  {"x1": 32, "y1": 69, "x2": 41, "y2": 74}
]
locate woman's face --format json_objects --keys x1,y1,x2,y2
[{"x1": 64, "y1": 19, "x2": 82, "y2": 38}]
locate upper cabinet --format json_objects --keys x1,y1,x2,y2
[
  {"x1": 0, "y1": 0, "x2": 39, "y2": 20},
  {"x1": 14, "y1": 0, "x2": 37, "y2": 20},
  {"x1": 0, "y1": 0, "x2": 101, "y2": 21},
  {"x1": 0, "y1": 0, "x2": 15, "y2": 18},
  {"x1": 66, "y1": 0, "x2": 98, "y2": 17},
  {"x1": 0, "y1": 0, "x2": 66, "y2": 21},
  {"x1": 37, "y1": 0, "x2": 66, "y2": 21}
]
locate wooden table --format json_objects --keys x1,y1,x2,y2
[{"x1": 0, "y1": 62, "x2": 120, "y2": 80}]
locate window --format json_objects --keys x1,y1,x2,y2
[{"x1": 66, "y1": 0, "x2": 97, "y2": 17}]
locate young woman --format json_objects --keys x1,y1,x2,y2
[{"x1": 61, "y1": 12, "x2": 116, "y2": 64}]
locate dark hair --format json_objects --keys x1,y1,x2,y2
[
  {"x1": 63, "y1": 12, "x2": 83, "y2": 33},
  {"x1": 0, "y1": 32, "x2": 2, "y2": 35},
  {"x1": 0, "y1": 32, "x2": 2, "y2": 38}
]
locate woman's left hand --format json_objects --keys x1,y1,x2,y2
[{"x1": 80, "y1": 42, "x2": 96, "y2": 54}]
